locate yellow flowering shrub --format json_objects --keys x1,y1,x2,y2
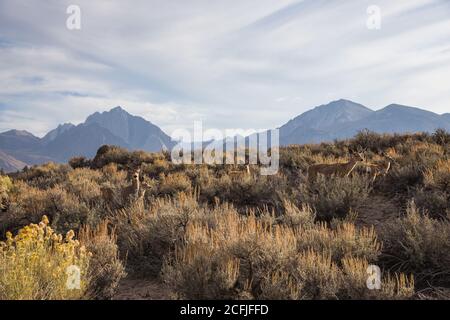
[
  {"x1": 0, "y1": 175, "x2": 12, "y2": 210},
  {"x1": 0, "y1": 215, "x2": 91, "y2": 300},
  {"x1": 0, "y1": 175, "x2": 12, "y2": 192}
]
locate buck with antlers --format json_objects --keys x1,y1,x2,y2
[
  {"x1": 364, "y1": 152, "x2": 394, "y2": 182},
  {"x1": 307, "y1": 152, "x2": 365, "y2": 182}
]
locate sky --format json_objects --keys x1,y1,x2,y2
[{"x1": 0, "y1": 0, "x2": 449, "y2": 137}]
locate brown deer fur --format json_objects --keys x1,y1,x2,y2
[
  {"x1": 364, "y1": 154, "x2": 392, "y2": 182},
  {"x1": 307, "y1": 153, "x2": 364, "y2": 182}
]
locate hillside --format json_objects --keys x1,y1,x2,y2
[
  {"x1": 1, "y1": 131, "x2": 449, "y2": 300},
  {"x1": 0, "y1": 150, "x2": 27, "y2": 172}
]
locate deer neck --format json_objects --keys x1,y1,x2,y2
[
  {"x1": 132, "y1": 179, "x2": 140, "y2": 192},
  {"x1": 345, "y1": 159, "x2": 359, "y2": 176}
]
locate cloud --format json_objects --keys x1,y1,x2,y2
[{"x1": 0, "y1": 0, "x2": 449, "y2": 136}]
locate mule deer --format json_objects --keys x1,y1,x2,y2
[
  {"x1": 307, "y1": 152, "x2": 364, "y2": 182},
  {"x1": 101, "y1": 168, "x2": 149, "y2": 207},
  {"x1": 364, "y1": 153, "x2": 393, "y2": 182},
  {"x1": 121, "y1": 168, "x2": 147, "y2": 203},
  {"x1": 229, "y1": 164, "x2": 251, "y2": 178}
]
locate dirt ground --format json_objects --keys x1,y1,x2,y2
[
  {"x1": 113, "y1": 278, "x2": 172, "y2": 300},
  {"x1": 355, "y1": 194, "x2": 401, "y2": 230}
]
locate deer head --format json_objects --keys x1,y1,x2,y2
[{"x1": 351, "y1": 151, "x2": 365, "y2": 163}]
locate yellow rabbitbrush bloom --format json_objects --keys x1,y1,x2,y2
[{"x1": 0, "y1": 215, "x2": 91, "y2": 300}]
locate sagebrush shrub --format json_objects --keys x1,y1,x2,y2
[
  {"x1": 423, "y1": 159, "x2": 450, "y2": 191},
  {"x1": 13, "y1": 162, "x2": 72, "y2": 189},
  {"x1": 142, "y1": 158, "x2": 170, "y2": 178},
  {"x1": 413, "y1": 188, "x2": 449, "y2": 219},
  {"x1": 0, "y1": 175, "x2": 12, "y2": 211},
  {"x1": 69, "y1": 156, "x2": 91, "y2": 169},
  {"x1": 156, "y1": 172, "x2": 192, "y2": 196},
  {"x1": 4, "y1": 183, "x2": 94, "y2": 234},
  {"x1": 298, "y1": 175, "x2": 371, "y2": 221},
  {"x1": 379, "y1": 162, "x2": 424, "y2": 195},
  {"x1": 66, "y1": 168, "x2": 103, "y2": 205},
  {"x1": 197, "y1": 172, "x2": 287, "y2": 212},
  {"x1": 79, "y1": 221, "x2": 126, "y2": 300},
  {"x1": 163, "y1": 203, "x2": 413, "y2": 300},
  {"x1": 432, "y1": 128, "x2": 450, "y2": 146},
  {"x1": 113, "y1": 194, "x2": 201, "y2": 276},
  {"x1": 380, "y1": 202, "x2": 450, "y2": 288}
]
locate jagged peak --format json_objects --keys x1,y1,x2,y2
[
  {"x1": 57, "y1": 123, "x2": 75, "y2": 129},
  {"x1": 2, "y1": 129, "x2": 37, "y2": 137},
  {"x1": 109, "y1": 106, "x2": 126, "y2": 113}
]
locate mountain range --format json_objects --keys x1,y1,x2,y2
[
  {"x1": 1, "y1": 100, "x2": 449, "y2": 172},
  {"x1": 0, "y1": 107, "x2": 174, "y2": 172},
  {"x1": 279, "y1": 99, "x2": 450, "y2": 145}
]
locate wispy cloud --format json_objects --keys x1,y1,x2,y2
[{"x1": 0, "y1": 0, "x2": 449, "y2": 137}]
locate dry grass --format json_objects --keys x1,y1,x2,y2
[
  {"x1": 163, "y1": 202, "x2": 413, "y2": 300},
  {"x1": 1, "y1": 130, "x2": 449, "y2": 299},
  {"x1": 79, "y1": 221, "x2": 126, "y2": 300}
]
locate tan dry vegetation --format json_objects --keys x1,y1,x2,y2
[{"x1": 0, "y1": 130, "x2": 449, "y2": 299}]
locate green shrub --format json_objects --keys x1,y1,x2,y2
[
  {"x1": 13, "y1": 162, "x2": 72, "y2": 189},
  {"x1": 297, "y1": 175, "x2": 372, "y2": 221},
  {"x1": 413, "y1": 188, "x2": 449, "y2": 219},
  {"x1": 380, "y1": 202, "x2": 450, "y2": 288},
  {"x1": 69, "y1": 156, "x2": 91, "y2": 169},
  {"x1": 4, "y1": 183, "x2": 94, "y2": 235},
  {"x1": 79, "y1": 221, "x2": 126, "y2": 300},
  {"x1": 0, "y1": 175, "x2": 13, "y2": 211},
  {"x1": 91, "y1": 145, "x2": 155, "y2": 169},
  {"x1": 113, "y1": 194, "x2": 200, "y2": 277},
  {"x1": 380, "y1": 162, "x2": 424, "y2": 195},
  {"x1": 156, "y1": 172, "x2": 192, "y2": 197},
  {"x1": 432, "y1": 128, "x2": 450, "y2": 146}
]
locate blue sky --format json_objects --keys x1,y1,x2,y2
[{"x1": 0, "y1": 0, "x2": 449, "y2": 137}]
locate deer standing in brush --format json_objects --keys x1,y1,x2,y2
[
  {"x1": 121, "y1": 168, "x2": 143, "y2": 202},
  {"x1": 228, "y1": 164, "x2": 251, "y2": 178},
  {"x1": 364, "y1": 153, "x2": 393, "y2": 182},
  {"x1": 307, "y1": 152, "x2": 365, "y2": 182},
  {"x1": 101, "y1": 167, "x2": 151, "y2": 207}
]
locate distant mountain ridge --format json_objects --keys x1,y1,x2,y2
[
  {"x1": 0, "y1": 106, "x2": 175, "y2": 171},
  {"x1": 279, "y1": 99, "x2": 373, "y2": 144},
  {"x1": 85, "y1": 107, "x2": 173, "y2": 151},
  {"x1": 0, "y1": 150, "x2": 27, "y2": 172},
  {"x1": 278, "y1": 99, "x2": 450, "y2": 145},
  {"x1": 42, "y1": 123, "x2": 75, "y2": 144},
  {"x1": 0, "y1": 101, "x2": 449, "y2": 172}
]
